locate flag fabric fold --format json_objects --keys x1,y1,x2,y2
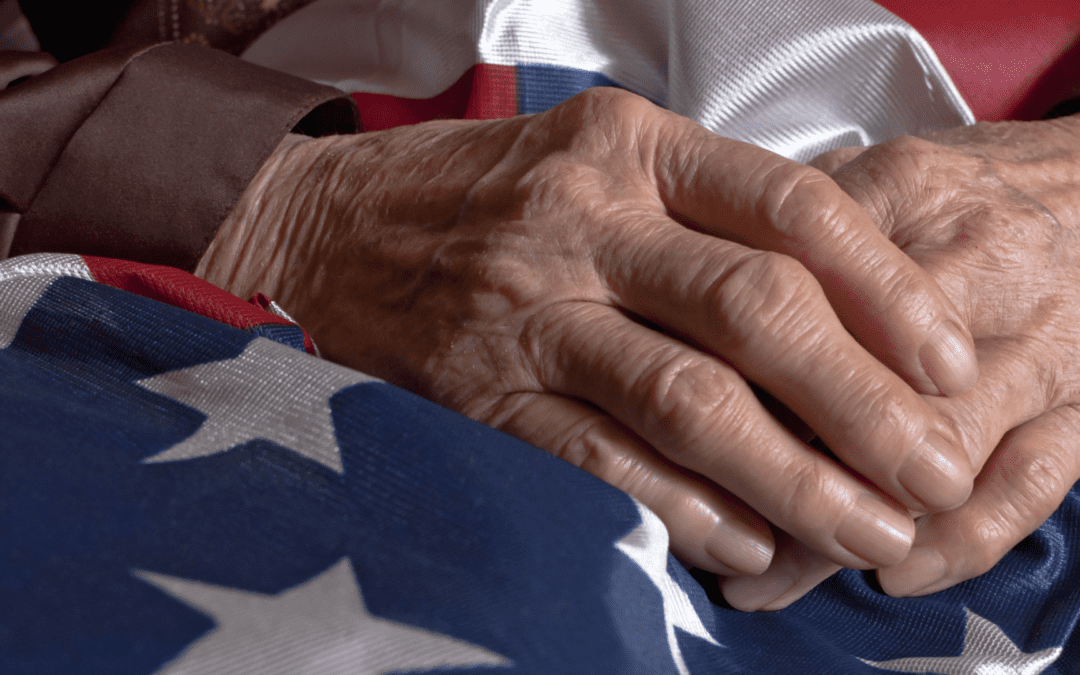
[
  {"x1": 243, "y1": 0, "x2": 974, "y2": 161},
  {"x1": 4, "y1": 254, "x2": 1080, "y2": 674}
]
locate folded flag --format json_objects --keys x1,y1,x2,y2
[
  {"x1": 3, "y1": 253, "x2": 1080, "y2": 674},
  {"x1": 242, "y1": 0, "x2": 974, "y2": 161}
]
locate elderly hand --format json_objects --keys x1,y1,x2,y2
[
  {"x1": 196, "y1": 88, "x2": 977, "y2": 579},
  {"x1": 727, "y1": 114, "x2": 1080, "y2": 609}
]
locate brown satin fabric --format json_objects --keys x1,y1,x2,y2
[
  {"x1": 0, "y1": 49, "x2": 58, "y2": 216},
  {"x1": 4, "y1": 42, "x2": 358, "y2": 270},
  {"x1": 3, "y1": 1, "x2": 359, "y2": 270},
  {"x1": 0, "y1": 45, "x2": 147, "y2": 213},
  {"x1": 0, "y1": 50, "x2": 55, "y2": 88}
]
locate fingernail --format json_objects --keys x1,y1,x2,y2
[
  {"x1": 836, "y1": 494, "x2": 913, "y2": 567},
  {"x1": 722, "y1": 572, "x2": 797, "y2": 612},
  {"x1": 705, "y1": 527, "x2": 773, "y2": 576},
  {"x1": 919, "y1": 320, "x2": 979, "y2": 396},
  {"x1": 879, "y1": 546, "x2": 948, "y2": 597},
  {"x1": 897, "y1": 433, "x2": 972, "y2": 511}
]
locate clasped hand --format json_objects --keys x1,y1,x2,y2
[
  {"x1": 197, "y1": 88, "x2": 988, "y2": 608},
  {"x1": 722, "y1": 115, "x2": 1080, "y2": 609},
  {"x1": 827, "y1": 117, "x2": 1080, "y2": 598}
]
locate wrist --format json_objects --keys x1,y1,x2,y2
[{"x1": 195, "y1": 133, "x2": 327, "y2": 302}]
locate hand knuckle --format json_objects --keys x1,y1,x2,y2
[
  {"x1": 560, "y1": 87, "x2": 654, "y2": 133},
  {"x1": 836, "y1": 135, "x2": 937, "y2": 226},
  {"x1": 871, "y1": 135, "x2": 946, "y2": 175},
  {"x1": 556, "y1": 415, "x2": 618, "y2": 474},
  {"x1": 759, "y1": 164, "x2": 841, "y2": 237},
  {"x1": 524, "y1": 303, "x2": 601, "y2": 385},
  {"x1": 582, "y1": 445, "x2": 663, "y2": 503},
  {"x1": 949, "y1": 438, "x2": 1075, "y2": 579},
  {"x1": 601, "y1": 88, "x2": 657, "y2": 125},
  {"x1": 710, "y1": 251, "x2": 823, "y2": 349},
  {"x1": 576, "y1": 85, "x2": 632, "y2": 106},
  {"x1": 828, "y1": 375, "x2": 912, "y2": 451},
  {"x1": 1000, "y1": 449, "x2": 1071, "y2": 518},
  {"x1": 639, "y1": 353, "x2": 743, "y2": 456},
  {"x1": 778, "y1": 460, "x2": 837, "y2": 536},
  {"x1": 874, "y1": 263, "x2": 936, "y2": 321},
  {"x1": 879, "y1": 134, "x2": 928, "y2": 156},
  {"x1": 966, "y1": 514, "x2": 1013, "y2": 574},
  {"x1": 515, "y1": 159, "x2": 606, "y2": 218}
]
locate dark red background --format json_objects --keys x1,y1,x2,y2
[{"x1": 877, "y1": 1, "x2": 1080, "y2": 120}]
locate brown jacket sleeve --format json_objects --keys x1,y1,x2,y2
[{"x1": 0, "y1": 42, "x2": 358, "y2": 271}]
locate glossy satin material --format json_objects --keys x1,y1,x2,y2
[{"x1": 243, "y1": 0, "x2": 975, "y2": 162}]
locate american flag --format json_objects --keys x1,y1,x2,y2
[
  {"x1": 6, "y1": 1, "x2": 1080, "y2": 672},
  {"x1": 3, "y1": 253, "x2": 1080, "y2": 673}
]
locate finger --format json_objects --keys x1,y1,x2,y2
[
  {"x1": 808, "y1": 145, "x2": 868, "y2": 174},
  {"x1": 488, "y1": 390, "x2": 774, "y2": 575},
  {"x1": 721, "y1": 531, "x2": 842, "y2": 612},
  {"x1": 653, "y1": 122, "x2": 978, "y2": 397},
  {"x1": 538, "y1": 301, "x2": 915, "y2": 569},
  {"x1": 878, "y1": 404, "x2": 1080, "y2": 597},
  {"x1": 605, "y1": 221, "x2": 972, "y2": 513},
  {"x1": 928, "y1": 343, "x2": 1059, "y2": 479}
]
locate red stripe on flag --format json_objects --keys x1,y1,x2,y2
[
  {"x1": 82, "y1": 256, "x2": 316, "y2": 354},
  {"x1": 351, "y1": 63, "x2": 517, "y2": 131},
  {"x1": 464, "y1": 64, "x2": 518, "y2": 120}
]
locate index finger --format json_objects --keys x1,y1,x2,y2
[{"x1": 652, "y1": 118, "x2": 979, "y2": 398}]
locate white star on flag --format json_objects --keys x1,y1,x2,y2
[
  {"x1": 135, "y1": 337, "x2": 377, "y2": 473},
  {"x1": 135, "y1": 558, "x2": 512, "y2": 675},
  {"x1": 860, "y1": 608, "x2": 1061, "y2": 674},
  {"x1": 616, "y1": 499, "x2": 721, "y2": 675}
]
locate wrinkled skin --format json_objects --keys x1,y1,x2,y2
[
  {"x1": 196, "y1": 88, "x2": 979, "y2": 592},
  {"x1": 725, "y1": 115, "x2": 1080, "y2": 609}
]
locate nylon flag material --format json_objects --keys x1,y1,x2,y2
[
  {"x1": 242, "y1": 0, "x2": 974, "y2": 162},
  {"x1": 4, "y1": 254, "x2": 1080, "y2": 674}
]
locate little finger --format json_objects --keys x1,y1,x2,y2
[
  {"x1": 489, "y1": 390, "x2": 775, "y2": 575},
  {"x1": 537, "y1": 301, "x2": 915, "y2": 569},
  {"x1": 721, "y1": 532, "x2": 842, "y2": 612}
]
